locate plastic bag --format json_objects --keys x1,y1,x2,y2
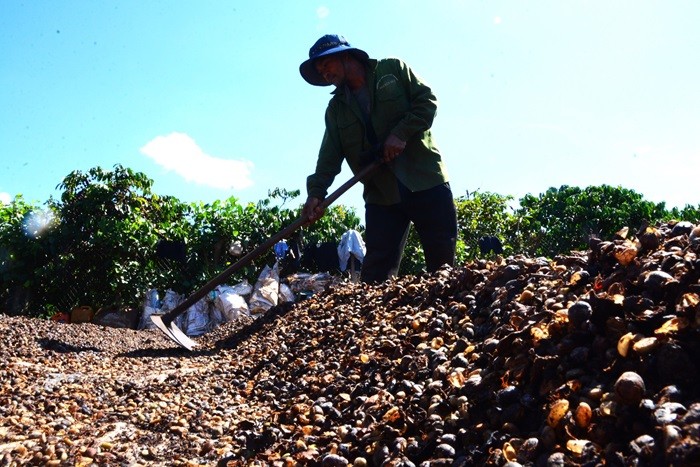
[
  {"x1": 184, "y1": 298, "x2": 210, "y2": 336},
  {"x1": 145, "y1": 289, "x2": 161, "y2": 308},
  {"x1": 139, "y1": 289, "x2": 161, "y2": 330},
  {"x1": 213, "y1": 287, "x2": 250, "y2": 323},
  {"x1": 274, "y1": 240, "x2": 289, "y2": 260},
  {"x1": 161, "y1": 289, "x2": 186, "y2": 330},
  {"x1": 279, "y1": 283, "x2": 295, "y2": 303},
  {"x1": 249, "y1": 262, "x2": 280, "y2": 315},
  {"x1": 226, "y1": 280, "x2": 253, "y2": 297},
  {"x1": 162, "y1": 289, "x2": 184, "y2": 311}
]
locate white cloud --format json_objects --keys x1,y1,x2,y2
[
  {"x1": 494, "y1": 16, "x2": 502, "y2": 25},
  {"x1": 0, "y1": 192, "x2": 11, "y2": 204},
  {"x1": 317, "y1": 6, "x2": 330, "y2": 19},
  {"x1": 140, "y1": 132, "x2": 254, "y2": 191}
]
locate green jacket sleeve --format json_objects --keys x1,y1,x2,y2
[
  {"x1": 389, "y1": 59, "x2": 438, "y2": 142},
  {"x1": 306, "y1": 105, "x2": 345, "y2": 199}
]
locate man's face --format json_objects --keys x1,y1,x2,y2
[{"x1": 314, "y1": 54, "x2": 345, "y2": 87}]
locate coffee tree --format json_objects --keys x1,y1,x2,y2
[
  {"x1": 42, "y1": 165, "x2": 180, "y2": 310},
  {"x1": 510, "y1": 185, "x2": 669, "y2": 257},
  {"x1": 3, "y1": 163, "x2": 700, "y2": 318}
]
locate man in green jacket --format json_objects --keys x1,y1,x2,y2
[{"x1": 300, "y1": 34, "x2": 457, "y2": 283}]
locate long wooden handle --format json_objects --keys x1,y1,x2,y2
[{"x1": 160, "y1": 159, "x2": 381, "y2": 325}]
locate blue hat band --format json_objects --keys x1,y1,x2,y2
[{"x1": 310, "y1": 39, "x2": 349, "y2": 58}]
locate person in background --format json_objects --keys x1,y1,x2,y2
[{"x1": 300, "y1": 34, "x2": 457, "y2": 283}]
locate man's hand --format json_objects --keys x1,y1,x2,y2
[
  {"x1": 382, "y1": 134, "x2": 406, "y2": 162},
  {"x1": 302, "y1": 196, "x2": 325, "y2": 224}
]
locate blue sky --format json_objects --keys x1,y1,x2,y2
[{"x1": 2, "y1": 1, "x2": 699, "y2": 218}]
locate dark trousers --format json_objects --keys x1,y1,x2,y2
[{"x1": 361, "y1": 182, "x2": 457, "y2": 283}]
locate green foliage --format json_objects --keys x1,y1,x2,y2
[
  {"x1": 183, "y1": 197, "x2": 255, "y2": 290},
  {"x1": 398, "y1": 190, "x2": 514, "y2": 276},
  {"x1": 0, "y1": 195, "x2": 57, "y2": 315},
  {"x1": 304, "y1": 204, "x2": 363, "y2": 247},
  {"x1": 510, "y1": 185, "x2": 669, "y2": 257},
  {"x1": 455, "y1": 190, "x2": 515, "y2": 259},
  {"x1": 0, "y1": 196, "x2": 41, "y2": 284},
  {"x1": 666, "y1": 204, "x2": 700, "y2": 224},
  {"x1": 180, "y1": 190, "x2": 363, "y2": 291},
  {"x1": 3, "y1": 163, "x2": 700, "y2": 319},
  {"x1": 398, "y1": 228, "x2": 425, "y2": 277},
  {"x1": 40, "y1": 165, "x2": 182, "y2": 312}
]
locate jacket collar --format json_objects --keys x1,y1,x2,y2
[{"x1": 329, "y1": 59, "x2": 378, "y2": 97}]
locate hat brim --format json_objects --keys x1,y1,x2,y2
[{"x1": 299, "y1": 46, "x2": 369, "y2": 86}]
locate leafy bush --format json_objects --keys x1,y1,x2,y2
[
  {"x1": 43, "y1": 165, "x2": 178, "y2": 311},
  {"x1": 510, "y1": 185, "x2": 668, "y2": 257},
  {"x1": 455, "y1": 190, "x2": 515, "y2": 259},
  {"x1": 181, "y1": 189, "x2": 363, "y2": 291},
  {"x1": 0, "y1": 196, "x2": 56, "y2": 315},
  {"x1": 399, "y1": 190, "x2": 514, "y2": 276},
  {"x1": 0, "y1": 165, "x2": 360, "y2": 315},
  {"x1": 3, "y1": 164, "x2": 700, "y2": 318}
]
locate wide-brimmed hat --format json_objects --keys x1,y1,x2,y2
[{"x1": 299, "y1": 34, "x2": 369, "y2": 86}]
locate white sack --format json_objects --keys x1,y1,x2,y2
[
  {"x1": 184, "y1": 298, "x2": 210, "y2": 336},
  {"x1": 161, "y1": 289, "x2": 186, "y2": 329},
  {"x1": 337, "y1": 229, "x2": 366, "y2": 271},
  {"x1": 139, "y1": 289, "x2": 161, "y2": 330},
  {"x1": 279, "y1": 283, "x2": 295, "y2": 303},
  {"x1": 249, "y1": 263, "x2": 280, "y2": 315},
  {"x1": 214, "y1": 289, "x2": 250, "y2": 322}
]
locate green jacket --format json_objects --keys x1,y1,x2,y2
[{"x1": 307, "y1": 58, "x2": 449, "y2": 206}]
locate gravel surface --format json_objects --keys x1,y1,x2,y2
[{"x1": 2, "y1": 223, "x2": 700, "y2": 466}]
